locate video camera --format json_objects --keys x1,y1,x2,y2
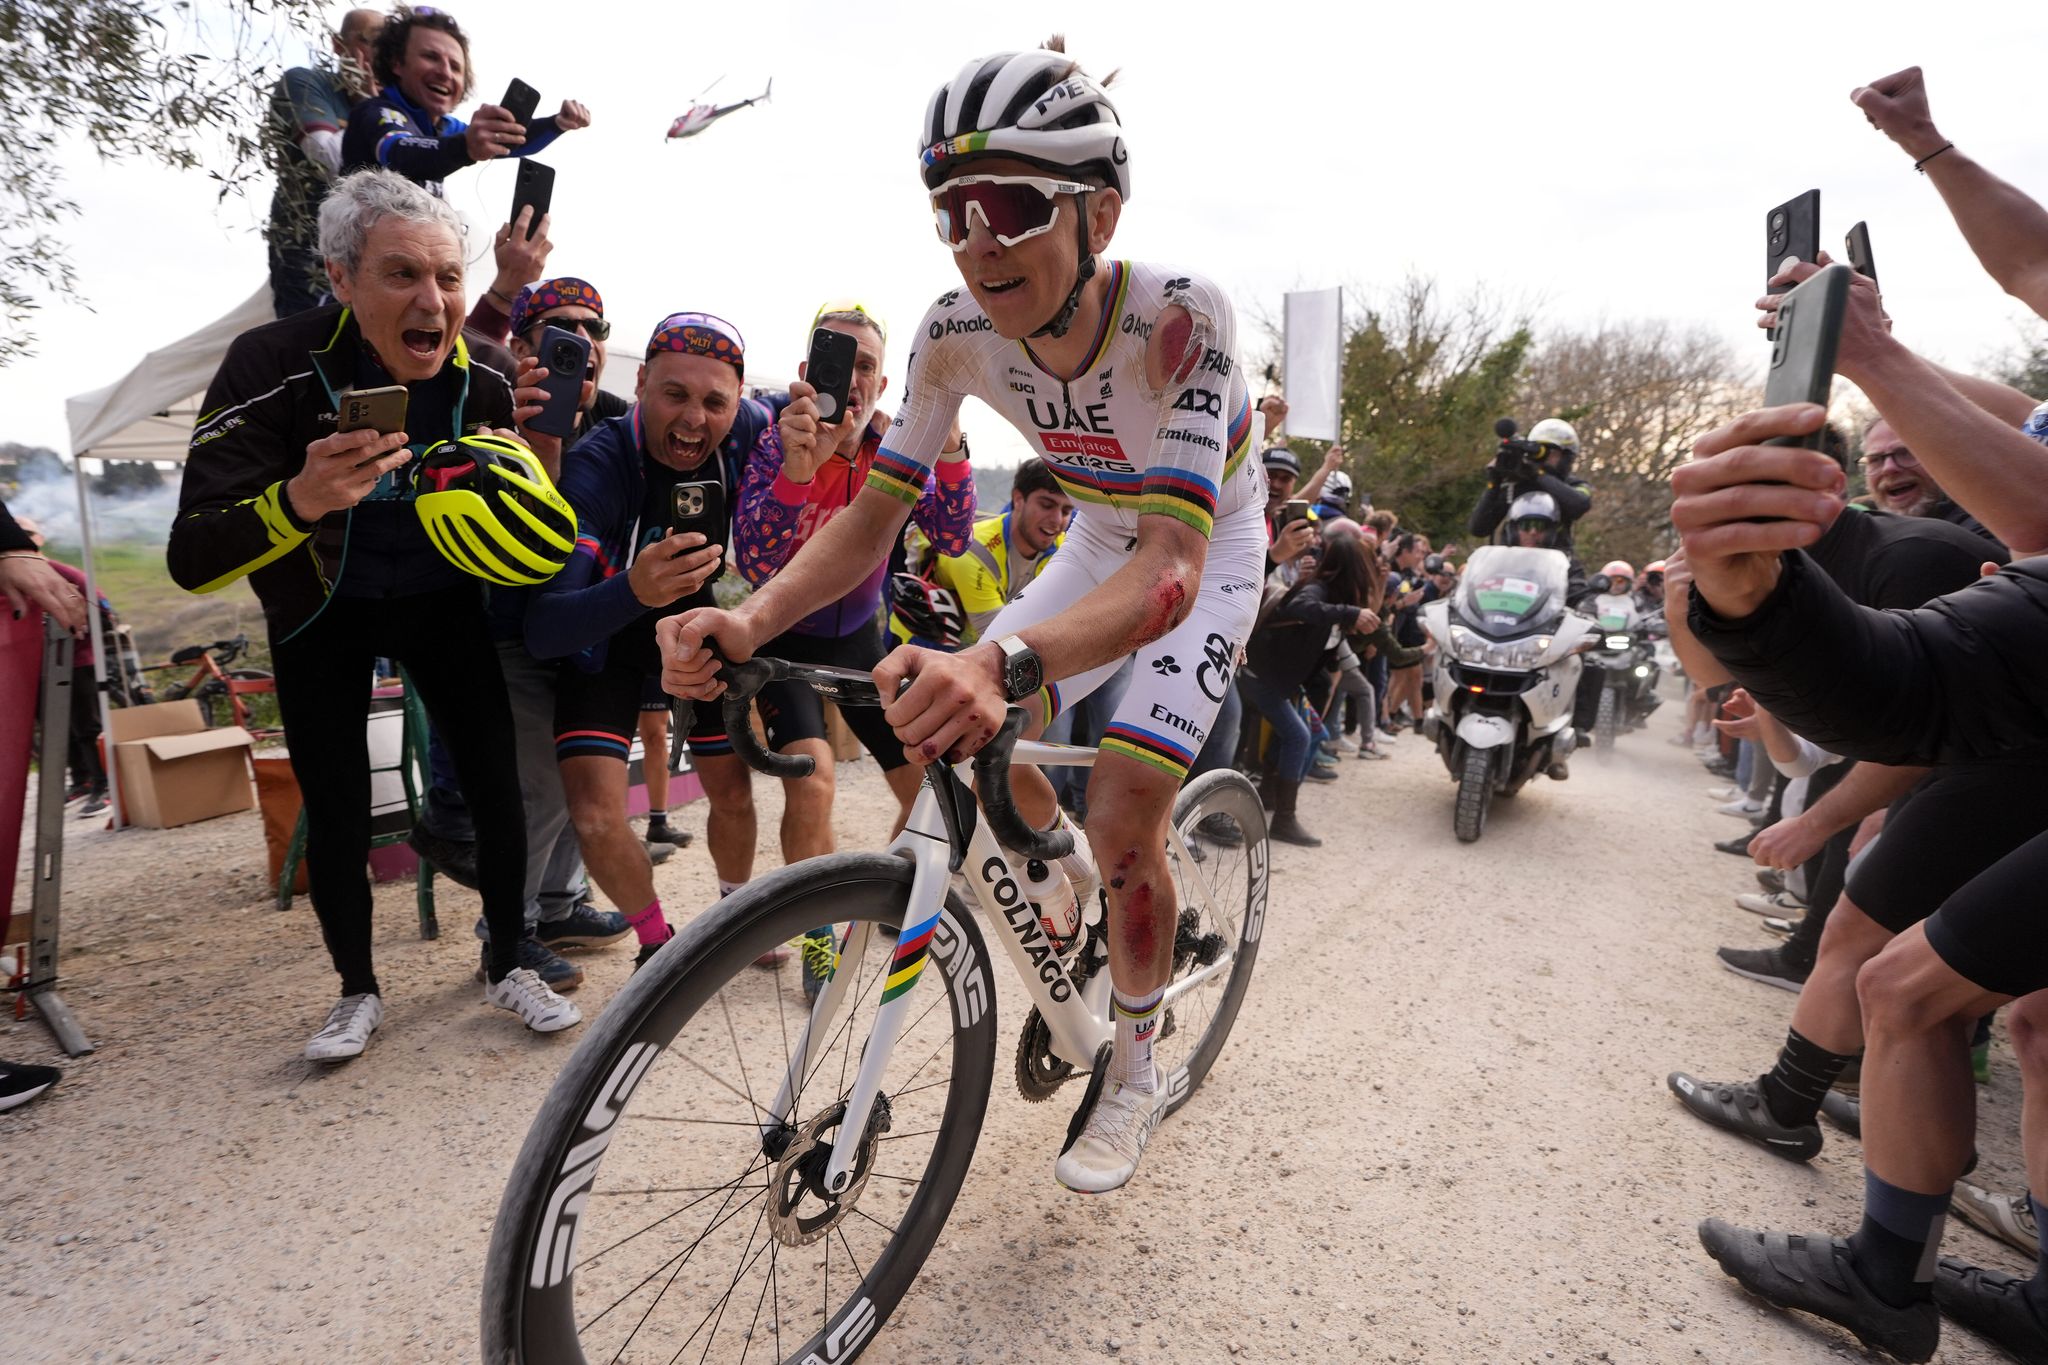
[{"x1": 1489, "y1": 417, "x2": 1546, "y2": 484}]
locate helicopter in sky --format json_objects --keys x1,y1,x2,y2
[{"x1": 666, "y1": 77, "x2": 773, "y2": 141}]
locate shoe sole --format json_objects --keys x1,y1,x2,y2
[
  {"x1": 1736, "y1": 898, "x2": 1807, "y2": 917},
  {"x1": 474, "y1": 964, "x2": 585, "y2": 992},
  {"x1": 0, "y1": 1080, "x2": 57, "y2": 1109},
  {"x1": 536, "y1": 931, "x2": 630, "y2": 951},
  {"x1": 1719, "y1": 958, "x2": 1805, "y2": 993},
  {"x1": 306, "y1": 1041, "x2": 370, "y2": 1063}
]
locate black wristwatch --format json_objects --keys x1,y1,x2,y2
[{"x1": 995, "y1": 635, "x2": 1042, "y2": 701}]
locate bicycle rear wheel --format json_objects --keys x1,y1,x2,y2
[
  {"x1": 1155, "y1": 770, "x2": 1268, "y2": 1116},
  {"x1": 483, "y1": 854, "x2": 997, "y2": 1365}
]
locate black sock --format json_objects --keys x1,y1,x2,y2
[
  {"x1": 1847, "y1": 1170, "x2": 1949, "y2": 1307},
  {"x1": 1757, "y1": 1028, "x2": 1854, "y2": 1128}
]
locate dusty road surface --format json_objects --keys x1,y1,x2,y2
[{"x1": 3, "y1": 723, "x2": 2028, "y2": 1363}]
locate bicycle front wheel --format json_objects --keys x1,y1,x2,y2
[
  {"x1": 483, "y1": 854, "x2": 998, "y2": 1365},
  {"x1": 1156, "y1": 769, "x2": 1269, "y2": 1117}
]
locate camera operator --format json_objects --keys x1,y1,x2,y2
[
  {"x1": 1469, "y1": 417, "x2": 1593, "y2": 547},
  {"x1": 168, "y1": 169, "x2": 581, "y2": 1059}
]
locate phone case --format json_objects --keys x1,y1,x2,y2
[
  {"x1": 511, "y1": 160, "x2": 555, "y2": 238},
  {"x1": 1765, "y1": 189, "x2": 1821, "y2": 288},
  {"x1": 1845, "y1": 222, "x2": 1878, "y2": 287},
  {"x1": 1761, "y1": 265, "x2": 1851, "y2": 450},
  {"x1": 806, "y1": 328, "x2": 859, "y2": 422},
  {"x1": 525, "y1": 325, "x2": 590, "y2": 439},
  {"x1": 670, "y1": 480, "x2": 727, "y2": 544},
  {"x1": 337, "y1": 386, "x2": 408, "y2": 435},
  {"x1": 501, "y1": 78, "x2": 540, "y2": 124}
]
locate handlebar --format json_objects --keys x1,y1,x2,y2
[{"x1": 711, "y1": 654, "x2": 1071, "y2": 862}]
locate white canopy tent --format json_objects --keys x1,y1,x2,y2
[{"x1": 64, "y1": 285, "x2": 272, "y2": 828}]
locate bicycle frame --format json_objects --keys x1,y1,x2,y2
[{"x1": 761, "y1": 740, "x2": 1240, "y2": 1197}]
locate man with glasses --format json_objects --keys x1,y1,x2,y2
[
  {"x1": 1863, "y1": 417, "x2": 2003, "y2": 548},
  {"x1": 734, "y1": 302, "x2": 976, "y2": 853}
]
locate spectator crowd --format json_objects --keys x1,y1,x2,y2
[{"x1": 5, "y1": 19, "x2": 2047, "y2": 1364}]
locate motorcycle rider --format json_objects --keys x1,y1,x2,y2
[
  {"x1": 1506, "y1": 491, "x2": 1591, "y2": 603},
  {"x1": 1635, "y1": 560, "x2": 1668, "y2": 617},
  {"x1": 1589, "y1": 560, "x2": 1641, "y2": 628},
  {"x1": 1470, "y1": 417, "x2": 1594, "y2": 547}
]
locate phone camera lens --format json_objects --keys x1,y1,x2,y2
[
  {"x1": 551, "y1": 344, "x2": 578, "y2": 372},
  {"x1": 1770, "y1": 212, "x2": 1787, "y2": 232}
]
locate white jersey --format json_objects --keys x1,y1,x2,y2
[
  {"x1": 1590, "y1": 592, "x2": 1641, "y2": 631},
  {"x1": 869, "y1": 260, "x2": 1262, "y2": 543}
]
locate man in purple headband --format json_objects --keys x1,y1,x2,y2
[{"x1": 526, "y1": 309, "x2": 783, "y2": 967}]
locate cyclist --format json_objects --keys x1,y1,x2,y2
[
  {"x1": 891, "y1": 456, "x2": 1072, "y2": 648},
  {"x1": 663, "y1": 39, "x2": 1263, "y2": 1194}
]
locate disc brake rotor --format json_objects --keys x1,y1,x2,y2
[{"x1": 766, "y1": 1096, "x2": 888, "y2": 1248}]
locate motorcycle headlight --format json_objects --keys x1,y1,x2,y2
[
  {"x1": 1634, "y1": 664, "x2": 1651, "y2": 677},
  {"x1": 1604, "y1": 634, "x2": 1632, "y2": 650},
  {"x1": 1451, "y1": 625, "x2": 1552, "y2": 669}
]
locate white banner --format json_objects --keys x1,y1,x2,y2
[{"x1": 1282, "y1": 287, "x2": 1344, "y2": 443}]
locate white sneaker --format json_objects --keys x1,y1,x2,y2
[
  {"x1": 1716, "y1": 798, "x2": 1765, "y2": 819},
  {"x1": 1951, "y1": 1181, "x2": 2039, "y2": 1254},
  {"x1": 1704, "y1": 785, "x2": 1740, "y2": 801},
  {"x1": 305, "y1": 993, "x2": 383, "y2": 1062},
  {"x1": 1055, "y1": 1072, "x2": 1166, "y2": 1194},
  {"x1": 485, "y1": 967, "x2": 582, "y2": 1033},
  {"x1": 1736, "y1": 889, "x2": 1808, "y2": 917}
]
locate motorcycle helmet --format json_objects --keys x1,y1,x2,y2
[
  {"x1": 1641, "y1": 559, "x2": 1667, "y2": 590},
  {"x1": 1320, "y1": 470, "x2": 1353, "y2": 508},
  {"x1": 413, "y1": 435, "x2": 577, "y2": 587},
  {"x1": 890, "y1": 573, "x2": 966, "y2": 648},
  {"x1": 1527, "y1": 417, "x2": 1580, "y2": 475},
  {"x1": 920, "y1": 45, "x2": 1127, "y2": 339},
  {"x1": 1506, "y1": 490, "x2": 1560, "y2": 545}
]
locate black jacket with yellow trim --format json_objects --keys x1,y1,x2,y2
[{"x1": 168, "y1": 305, "x2": 517, "y2": 642}]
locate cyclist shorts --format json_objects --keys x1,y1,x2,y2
[
  {"x1": 1846, "y1": 761, "x2": 2048, "y2": 934},
  {"x1": 1924, "y1": 826, "x2": 2048, "y2": 998},
  {"x1": 980, "y1": 502, "x2": 1265, "y2": 782},
  {"x1": 756, "y1": 625, "x2": 910, "y2": 773},
  {"x1": 554, "y1": 617, "x2": 732, "y2": 763}
]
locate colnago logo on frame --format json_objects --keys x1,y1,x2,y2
[
  {"x1": 531, "y1": 1041, "x2": 660, "y2": 1289},
  {"x1": 979, "y1": 856, "x2": 1074, "y2": 1001},
  {"x1": 798, "y1": 1296, "x2": 878, "y2": 1363}
]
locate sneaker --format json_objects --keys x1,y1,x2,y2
[
  {"x1": 1736, "y1": 889, "x2": 1807, "y2": 917},
  {"x1": 1705, "y1": 785, "x2": 1741, "y2": 801},
  {"x1": 407, "y1": 826, "x2": 480, "y2": 890},
  {"x1": 801, "y1": 928, "x2": 837, "y2": 1003},
  {"x1": 645, "y1": 818, "x2": 693, "y2": 849},
  {"x1": 0, "y1": 1059, "x2": 60, "y2": 1111},
  {"x1": 1714, "y1": 830, "x2": 1757, "y2": 857},
  {"x1": 1316, "y1": 741, "x2": 1340, "y2": 761},
  {"x1": 1760, "y1": 916, "x2": 1797, "y2": 938},
  {"x1": 1054, "y1": 1060, "x2": 1166, "y2": 1194},
  {"x1": 1376, "y1": 723, "x2": 1399, "y2": 741},
  {"x1": 633, "y1": 941, "x2": 665, "y2": 973},
  {"x1": 1665, "y1": 1073, "x2": 1822, "y2": 1161},
  {"x1": 535, "y1": 904, "x2": 631, "y2": 951},
  {"x1": 305, "y1": 993, "x2": 383, "y2": 1062},
  {"x1": 1696, "y1": 1219, "x2": 1938, "y2": 1362},
  {"x1": 1756, "y1": 867, "x2": 1787, "y2": 895},
  {"x1": 1818, "y1": 1089, "x2": 1860, "y2": 1137},
  {"x1": 1304, "y1": 764, "x2": 1339, "y2": 783},
  {"x1": 1193, "y1": 813, "x2": 1244, "y2": 846},
  {"x1": 1717, "y1": 944, "x2": 1809, "y2": 993},
  {"x1": 485, "y1": 967, "x2": 581, "y2": 1033},
  {"x1": 1717, "y1": 797, "x2": 1766, "y2": 819},
  {"x1": 1951, "y1": 1182, "x2": 2039, "y2": 1254},
  {"x1": 78, "y1": 792, "x2": 109, "y2": 817},
  {"x1": 1931, "y1": 1257, "x2": 2048, "y2": 1361},
  {"x1": 474, "y1": 936, "x2": 583, "y2": 992},
  {"x1": 754, "y1": 943, "x2": 794, "y2": 968},
  {"x1": 62, "y1": 781, "x2": 89, "y2": 804},
  {"x1": 647, "y1": 839, "x2": 676, "y2": 866}
]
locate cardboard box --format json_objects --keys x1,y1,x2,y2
[{"x1": 108, "y1": 700, "x2": 256, "y2": 829}]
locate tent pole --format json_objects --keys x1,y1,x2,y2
[{"x1": 71, "y1": 453, "x2": 124, "y2": 831}]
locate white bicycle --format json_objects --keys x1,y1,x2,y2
[{"x1": 482, "y1": 656, "x2": 1269, "y2": 1363}]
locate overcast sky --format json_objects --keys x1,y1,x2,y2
[{"x1": 5, "y1": 0, "x2": 2047, "y2": 468}]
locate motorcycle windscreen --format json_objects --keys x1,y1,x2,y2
[{"x1": 1456, "y1": 546, "x2": 1570, "y2": 637}]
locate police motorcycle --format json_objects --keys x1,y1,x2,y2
[
  {"x1": 1420, "y1": 544, "x2": 1601, "y2": 843},
  {"x1": 1579, "y1": 564, "x2": 1664, "y2": 759}
]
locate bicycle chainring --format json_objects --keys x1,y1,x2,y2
[{"x1": 1014, "y1": 1007, "x2": 1076, "y2": 1102}]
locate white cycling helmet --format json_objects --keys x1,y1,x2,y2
[
  {"x1": 919, "y1": 48, "x2": 1131, "y2": 200},
  {"x1": 1527, "y1": 417, "x2": 1579, "y2": 453}
]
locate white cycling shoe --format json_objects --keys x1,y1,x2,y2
[
  {"x1": 1055, "y1": 1062, "x2": 1166, "y2": 1194},
  {"x1": 486, "y1": 967, "x2": 582, "y2": 1033}
]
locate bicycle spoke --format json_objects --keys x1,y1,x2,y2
[
  {"x1": 578, "y1": 1163, "x2": 770, "y2": 1272},
  {"x1": 629, "y1": 1116, "x2": 778, "y2": 1128},
  {"x1": 718, "y1": 992, "x2": 762, "y2": 1128},
  {"x1": 591, "y1": 1182, "x2": 770, "y2": 1199},
  {"x1": 682, "y1": 1054, "x2": 778, "y2": 1124},
  {"x1": 675, "y1": 1190, "x2": 777, "y2": 1365},
  {"x1": 836, "y1": 1225, "x2": 866, "y2": 1285},
  {"x1": 875, "y1": 1128, "x2": 943, "y2": 1143},
  {"x1": 585, "y1": 1179, "x2": 767, "y2": 1344},
  {"x1": 851, "y1": 1205, "x2": 902, "y2": 1239}
]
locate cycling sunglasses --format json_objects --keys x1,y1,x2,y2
[
  {"x1": 524, "y1": 313, "x2": 612, "y2": 342},
  {"x1": 930, "y1": 174, "x2": 1092, "y2": 252},
  {"x1": 1511, "y1": 518, "x2": 1556, "y2": 535}
]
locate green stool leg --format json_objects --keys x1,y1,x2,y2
[{"x1": 278, "y1": 809, "x2": 308, "y2": 911}]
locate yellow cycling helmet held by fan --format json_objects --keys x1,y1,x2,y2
[{"x1": 412, "y1": 434, "x2": 577, "y2": 586}]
